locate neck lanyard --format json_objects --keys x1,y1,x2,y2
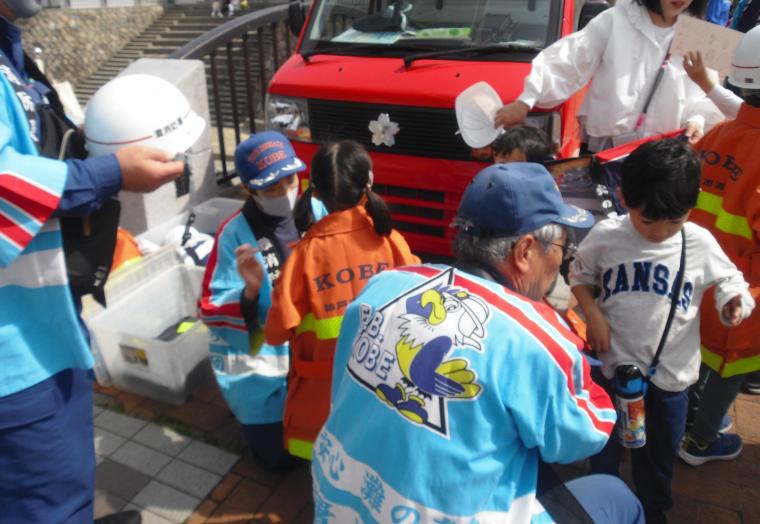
[{"x1": 634, "y1": 41, "x2": 673, "y2": 133}]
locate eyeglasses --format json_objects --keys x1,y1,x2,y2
[{"x1": 547, "y1": 241, "x2": 577, "y2": 261}]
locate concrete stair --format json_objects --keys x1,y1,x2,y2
[
  {"x1": 74, "y1": 2, "x2": 289, "y2": 129},
  {"x1": 73, "y1": 2, "x2": 296, "y2": 168}
]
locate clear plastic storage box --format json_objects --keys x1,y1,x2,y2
[{"x1": 85, "y1": 248, "x2": 212, "y2": 405}]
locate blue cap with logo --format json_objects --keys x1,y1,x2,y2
[
  {"x1": 235, "y1": 131, "x2": 306, "y2": 190},
  {"x1": 456, "y1": 162, "x2": 594, "y2": 237}
]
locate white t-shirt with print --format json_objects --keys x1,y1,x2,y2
[{"x1": 570, "y1": 214, "x2": 754, "y2": 391}]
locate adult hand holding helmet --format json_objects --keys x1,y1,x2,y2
[
  {"x1": 85, "y1": 73, "x2": 206, "y2": 193},
  {"x1": 116, "y1": 145, "x2": 185, "y2": 192}
]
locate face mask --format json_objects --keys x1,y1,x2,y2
[
  {"x1": 4, "y1": 0, "x2": 42, "y2": 19},
  {"x1": 252, "y1": 185, "x2": 298, "y2": 217}
]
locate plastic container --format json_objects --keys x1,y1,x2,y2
[
  {"x1": 86, "y1": 248, "x2": 212, "y2": 404},
  {"x1": 136, "y1": 196, "x2": 243, "y2": 248}
]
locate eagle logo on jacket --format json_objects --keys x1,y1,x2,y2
[{"x1": 348, "y1": 268, "x2": 489, "y2": 436}]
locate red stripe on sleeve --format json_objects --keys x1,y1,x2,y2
[
  {"x1": 400, "y1": 265, "x2": 615, "y2": 434},
  {"x1": 0, "y1": 212, "x2": 32, "y2": 250},
  {"x1": 198, "y1": 211, "x2": 244, "y2": 321},
  {"x1": 0, "y1": 173, "x2": 61, "y2": 223}
]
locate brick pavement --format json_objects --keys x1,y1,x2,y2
[{"x1": 93, "y1": 376, "x2": 760, "y2": 523}]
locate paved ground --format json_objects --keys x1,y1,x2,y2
[{"x1": 92, "y1": 374, "x2": 760, "y2": 523}]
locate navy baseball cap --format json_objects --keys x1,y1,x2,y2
[
  {"x1": 235, "y1": 131, "x2": 306, "y2": 190},
  {"x1": 456, "y1": 162, "x2": 594, "y2": 237}
]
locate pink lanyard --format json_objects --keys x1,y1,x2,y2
[{"x1": 634, "y1": 42, "x2": 673, "y2": 132}]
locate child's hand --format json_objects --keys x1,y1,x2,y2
[
  {"x1": 236, "y1": 244, "x2": 264, "y2": 300},
  {"x1": 684, "y1": 51, "x2": 715, "y2": 95},
  {"x1": 684, "y1": 120, "x2": 704, "y2": 145},
  {"x1": 722, "y1": 295, "x2": 744, "y2": 326},
  {"x1": 585, "y1": 308, "x2": 612, "y2": 353}
]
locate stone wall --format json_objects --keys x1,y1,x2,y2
[{"x1": 17, "y1": 6, "x2": 163, "y2": 86}]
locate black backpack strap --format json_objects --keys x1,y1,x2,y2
[
  {"x1": 538, "y1": 482, "x2": 595, "y2": 524},
  {"x1": 0, "y1": 51, "x2": 42, "y2": 146},
  {"x1": 22, "y1": 52, "x2": 64, "y2": 114}
]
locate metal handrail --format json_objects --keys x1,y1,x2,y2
[
  {"x1": 170, "y1": 3, "x2": 295, "y2": 182},
  {"x1": 170, "y1": 4, "x2": 291, "y2": 60}
]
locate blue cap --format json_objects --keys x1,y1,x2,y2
[
  {"x1": 235, "y1": 131, "x2": 306, "y2": 190},
  {"x1": 456, "y1": 162, "x2": 594, "y2": 237}
]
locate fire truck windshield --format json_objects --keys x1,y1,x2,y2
[{"x1": 301, "y1": 0, "x2": 561, "y2": 60}]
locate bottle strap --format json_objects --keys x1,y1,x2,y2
[{"x1": 648, "y1": 227, "x2": 686, "y2": 380}]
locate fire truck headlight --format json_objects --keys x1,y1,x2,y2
[
  {"x1": 265, "y1": 94, "x2": 311, "y2": 142},
  {"x1": 525, "y1": 112, "x2": 562, "y2": 155}
]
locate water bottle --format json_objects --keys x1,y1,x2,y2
[{"x1": 613, "y1": 364, "x2": 647, "y2": 448}]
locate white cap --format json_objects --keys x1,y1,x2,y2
[
  {"x1": 85, "y1": 74, "x2": 206, "y2": 157},
  {"x1": 455, "y1": 81, "x2": 503, "y2": 148}
]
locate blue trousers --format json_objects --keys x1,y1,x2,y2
[
  {"x1": 0, "y1": 368, "x2": 95, "y2": 524},
  {"x1": 566, "y1": 474, "x2": 645, "y2": 524},
  {"x1": 589, "y1": 368, "x2": 688, "y2": 517},
  {"x1": 241, "y1": 422, "x2": 296, "y2": 471}
]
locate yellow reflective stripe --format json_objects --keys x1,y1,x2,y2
[
  {"x1": 700, "y1": 344, "x2": 724, "y2": 372},
  {"x1": 288, "y1": 438, "x2": 313, "y2": 460},
  {"x1": 696, "y1": 192, "x2": 752, "y2": 240},
  {"x1": 721, "y1": 353, "x2": 760, "y2": 378},
  {"x1": 295, "y1": 313, "x2": 344, "y2": 340}
]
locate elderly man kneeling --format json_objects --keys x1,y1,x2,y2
[{"x1": 311, "y1": 163, "x2": 644, "y2": 524}]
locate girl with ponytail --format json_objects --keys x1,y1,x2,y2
[{"x1": 265, "y1": 140, "x2": 418, "y2": 459}]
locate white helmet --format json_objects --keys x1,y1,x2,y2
[
  {"x1": 85, "y1": 74, "x2": 206, "y2": 157},
  {"x1": 728, "y1": 25, "x2": 760, "y2": 91}
]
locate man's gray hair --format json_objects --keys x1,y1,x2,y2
[{"x1": 452, "y1": 218, "x2": 565, "y2": 268}]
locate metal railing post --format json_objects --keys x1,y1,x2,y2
[
  {"x1": 270, "y1": 22, "x2": 280, "y2": 71},
  {"x1": 209, "y1": 51, "x2": 229, "y2": 180},
  {"x1": 257, "y1": 28, "x2": 267, "y2": 112},
  {"x1": 242, "y1": 32, "x2": 256, "y2": 134},
  {"x1": 225, "y1": 41, "x2": 242, "y2": 145},
  {"x1": 169, "y1": 4, "x2": 298, "y2": 184}
]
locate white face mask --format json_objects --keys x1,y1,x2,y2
[{"x1": 252, "y1": 185, "x2": 298, "y2": 217}]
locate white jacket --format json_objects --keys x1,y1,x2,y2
[{"x1": 518, "y1": 0, "x2": 723, "y2": 143}]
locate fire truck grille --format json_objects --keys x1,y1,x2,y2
[
  {"x1": 373, "y1": 183, "x2": 445, "y2": 206},
  {"x1": 308, "y1": 99, "x2": 472, "y2": 161},
  {"x1": 394, "y1": 220, "x2": 446, "y2": 237}
]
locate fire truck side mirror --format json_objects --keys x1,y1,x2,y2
[
  {"x1": 577, "y1": 0, "x2": 610, "y2": 31},
  {"x1": 288, "y1": 1, "x2": 307, "y2": 36}
]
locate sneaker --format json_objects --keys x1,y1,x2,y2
[
  {"x1": 719, "y1": 414, "x2": 733, "y2": 433},
  {"x1": 678, "y1": 433, "x2": 743, "y2": 466},
  {"x1": 743, "y1": 371, "x2": 760, "y2": 395}
]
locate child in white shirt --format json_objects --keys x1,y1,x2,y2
[{"x1": 570, "y1": 138, "x2": 754, "y2": 524}]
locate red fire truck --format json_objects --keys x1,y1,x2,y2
[{"x1": 266, "y1": 0, "x2": 607, "y2": 256}]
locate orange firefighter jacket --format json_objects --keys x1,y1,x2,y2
[
  {"x1": 264, "y1": 204, "x2": 419, "y2": 458},
  {"x1": 691, "y1": 103, "x2": 760, "y2": 377}
]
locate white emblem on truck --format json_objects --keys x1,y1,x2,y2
[{"x1": 368, "y1": 113, "x2": 400, "y2": 147}]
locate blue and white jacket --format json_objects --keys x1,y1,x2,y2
[
  {"x1": 200, "y1": 199, "x2": 325, "y2": 424},
  {"x1": 0, "y1": 68, "x2": 93, "y2": 397},
  {"x1": 313, "y1": 265, "x2": 616, "y2": 523}
]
